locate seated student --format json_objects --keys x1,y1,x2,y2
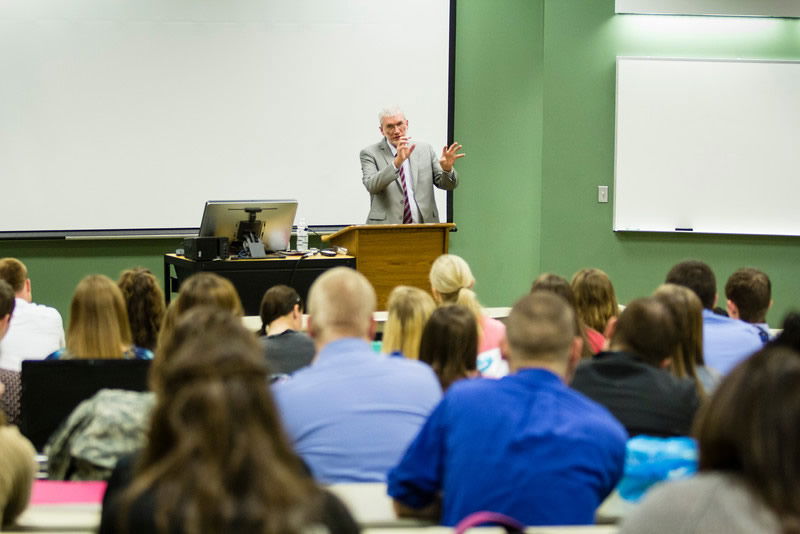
[
  {"x1": 158, "y1": 272, "x2": 244, "y2": 348},
  {"x1": 619, "y1": 345, "x2": 800, "y2": 534},
  {"x1": 0, "y1": 280, "x2": 37, "y2": 528},
  {"x1": 0, "y1": 258, "x2": 64, "y2": 371},
  {"x1": 45, "y1": 272, "x2": 245, "y2": 481},
  {"x1": 770, "y1": 311, "x2": 800, "y2": 352},
  {"x1": 571, "y1": 268, "x2": 619, "y2": 354},
  {"x1": 100, "y1": 307, "x2": 359, "y2": 534},
  {"x1": 388, "y1": 292, "x2": 627, "y2": 526},
  {"x1": 257, "y1": 285, "x2": 315, "y2": 375},
  {"x1": 429, "y1": 254, "x2": 506, "y2": 360},
  {"x1": 725, "y1": 267, "x2": 772, "y2": 341},
  {"x1": 666, "y1": 260, "x2": 763, "y2": 375},
  {"x1": 382, "y1": 285, "x2": 436, "y2": 360},
  {"x1": 273, "y1": 268, "x2": 441, "y2": 484},
  {"x1": 571, "y1": 297, "x2": 700, "y2": 437},
  {"x1": 418, "y1": 305, "x2": 479, "y2": 391},
  {"x1": 653, "y1": 284, "x2": 717, "y2": 395},
  {"x1": 117, "y1": 267, "x2": 165, "y2": 352},
  {"x1": 47, "y1": 274, "x2": 152, "y2": 360},
  {"x1": 531, "y1": 272, "x2": 597, "y2": 358}
]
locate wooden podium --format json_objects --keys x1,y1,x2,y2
[{"x1": 322, "y1": 223, "x2": 455, "y2": 310}]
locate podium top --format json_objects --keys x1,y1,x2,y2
[{"x1": 322, "y1": 223, "x2": 456, "y2": 242}]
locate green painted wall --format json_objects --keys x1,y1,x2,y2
[
  {"x1": 450, "y1": 0, "x2": 545, "y2": 305},
  {"x1": 539, "y1": 0, "x2": 800, "y2": 326},
  {"x1": 3, "y1": 0, "x2": 799, "y2": 327}
]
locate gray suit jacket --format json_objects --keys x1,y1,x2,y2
[{"x1": 360, "y1": 138, "x2": 458, "y2": 224}]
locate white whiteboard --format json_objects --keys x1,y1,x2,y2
[
  {"x1": 0, "y1": 0, "x2": 451, "y2": 235},
  {"x1": 614, "y1": 57, "x2": 800, "y2": 236}
]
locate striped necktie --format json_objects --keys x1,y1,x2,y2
[{"x1": 398, "y1": 164, "x2": 413, "y2": 224}]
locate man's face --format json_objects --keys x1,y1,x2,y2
[{"x1": 379, "y1": 113, "x2": 408, "y2": 147}]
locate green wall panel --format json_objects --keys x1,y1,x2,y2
[
  {"x1": 451, "y1": 0, "x2": 545, "y2": 307},
  {"x1": 540, "y1": 0, "x2": 800, "y2": 325}
]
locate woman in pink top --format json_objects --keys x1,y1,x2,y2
[{"x1": 429, "y1": 254, "x2": 506, "y2": 356}]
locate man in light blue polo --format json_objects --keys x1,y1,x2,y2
[
  {"x1": 273, "y1": 267, "x2": 442, "y2": 483},
  {"x1": 666, "y1": 260, "x2": 764, "y2": 375}
]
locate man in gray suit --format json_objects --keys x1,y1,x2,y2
[{"x1": 360, "y1": 107, "x2": 464, "y2": 224}]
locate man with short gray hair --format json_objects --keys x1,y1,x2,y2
[
  {"x1": 360, "y1": 107, "x2": 463, "y2": 224},
  {"x1": 388, "y1": 291, "x2": 627, "y2": 526},
  {"x1": 273, "y1": 267, "x2": 442, "y2": 483}
]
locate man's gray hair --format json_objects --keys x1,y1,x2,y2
[{"x1": 378, "y1": 106, "x2": 405, "y2": 125}]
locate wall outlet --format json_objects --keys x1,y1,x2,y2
[{"x1": 598, "y1": 185, "x2": 609, "y2": 203}]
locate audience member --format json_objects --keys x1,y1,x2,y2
[
  {"x1": 571, "y1": 297, "x2": 700, "y2": 437},
  {"x1": 666, "y1": 260, "x2": 763, "y2": 375},
  {"x1": 117, "y1": 267, "x2": 165, "y2": 352},
  {"x1": 570, "y1": 268, "x2": 618, "y2": 352},
  {"x1": 273, "y1": 267, "x2": 441, "y2": 483},
  {"x1": 770, "y1": 311, "x2": 800, "y2": 352},
  {"x1": 725, "y1": 267, "x2": 772, "y2": 340},
  {"x1": 47, "y1": 272, "x2": 246, "y2": 480},
  {"x1": 388, "y1": 292, "x2": 627, "y2": 526},
  {"x1": 257, "y1": 285, "x2": 315, "y2": 375},
  {"x1": 100, "y1": 307, "x2": 359, "y2": 534},
  {"x1": 158, "y1": 272, "x2": 243, "y2": 351},
  {"x1": 47, "y1": 274, "x2": 152, "y2": 360},
  {"x1": 0, "y1": 279, "x2": 37, "y2": 528},
  {"x1": 0, "y1": 258, "x2": 64, "y2": 371},
  {"x1": 620, "y1": 345, "x2": 800, "y2": 534},
  {"x1": 418, "y1": 305, "x2": 479, "y2": 391},
  {"x1": 429, "y1": 254, "x2": 505, "y2": 356},
  {"x1": 531, "y1": 272, "x2": 596, "y2": 357},
  {"x1": 653, "y1": 284, "x2": 717, "y2": 394},
  {"x1": 382, "y1": 285, "x2": 436, "y2": 360}
]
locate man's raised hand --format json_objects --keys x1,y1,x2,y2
[{"x1": 440, "y1": 142, "x2": 465, "y2": 172}]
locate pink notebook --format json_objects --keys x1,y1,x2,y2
[{"x1": 30, "y1": 480, "x2": 108, "y2": 504}]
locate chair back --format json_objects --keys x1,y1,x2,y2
[{"x1": 21, "y1": 359, "x2": 151, "y2": 451}]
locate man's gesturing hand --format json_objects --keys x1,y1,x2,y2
[
  {"x1": 439, "y1": 142, "x2": 465, "y2": 172},
  {"x1": 393, "y1": 136, "x2": 416, "y2": 168}
]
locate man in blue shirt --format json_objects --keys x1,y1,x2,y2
[
  {"x1": 273, "y1": 267, "x2": 442, "y2": 484},
  {"x1": 725, "y1": 267, "x2": 773, "y2": 341},
  {"x1": 666, "y1": 260, "x2": 764, "y2": 375},
  {"x1": 387, "y1": 292, "x2": 627, "y2": 526}
]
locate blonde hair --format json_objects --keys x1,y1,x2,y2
[
  {"x1": 382, "y1": 286, "x2": 436, "y2": 360},
  {"x1": 307, "y1": 267, "x2": 375, "y2": 339},
  {"x1": 570, "y1": 268, "x2": 619, "y2": 333},
  {"x1": 66, "y1": 274, "x2": 133, "y2": 359},
  {"x1": 429, "y1": 254, "x2": 483, "y2": 324}
]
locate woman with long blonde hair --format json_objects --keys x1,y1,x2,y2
[
  {"x1": 382, "y1": 286, "x2": 436, "y2": 360},
  {"x1": 429, "y1": 254, "x2": 505, "y2": 356},
  {"x1": 47, "y1": 274, "x2": 152, "y2": 360}
]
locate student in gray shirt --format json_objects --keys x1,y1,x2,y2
[{"x1": 257, "y1": 285, "x2": 315, "y2": 375}]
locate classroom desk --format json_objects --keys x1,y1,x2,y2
[
  {"x1": 164, "y1": 253, "x2": 356, "y2": 315},
  {"x1": 327, "y1": 483, "x2": 621, "y2": 531}
]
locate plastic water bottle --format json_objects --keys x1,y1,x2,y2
[{"x1": 297, "y1": 218, "x2": 308, "y2": 252}]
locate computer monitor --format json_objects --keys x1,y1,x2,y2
[{"x1": 199, "y1": 200, "x2": 297, "y2": 253}]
